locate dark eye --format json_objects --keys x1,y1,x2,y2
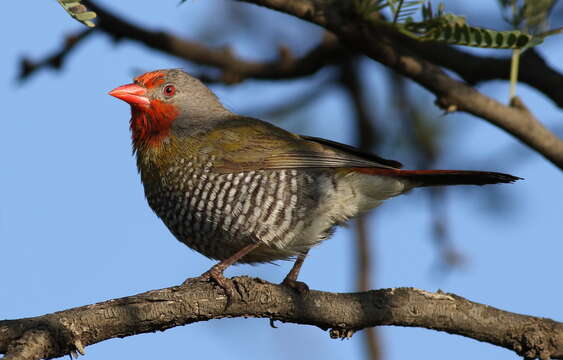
[{"x1": 163, "y1": 85, "x2": 176, "y2": 97}]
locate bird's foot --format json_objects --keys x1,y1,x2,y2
[
  {"x1": 185, "y1": 267, "x2": 235, "y2": 308},
  {"x1": 281, "y1": 277, "x2": 310, "y2": 295},
  {"x1": 181, "y1": 245, "x2": 260, "y2": 309}
]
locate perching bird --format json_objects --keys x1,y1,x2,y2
[{"x1": 109, "y1": 69, "x2": 520, "y2": 297}]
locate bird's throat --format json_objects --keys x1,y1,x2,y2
[{"x1": 130, "y1": 100, "x2": 178, "y2": 150}]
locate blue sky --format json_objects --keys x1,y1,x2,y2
[{"x1": 1, "y1": 1, "x2": 562, "y2": 360}]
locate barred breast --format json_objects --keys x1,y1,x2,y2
[{"x1": 142, "y1": 155, "x2": 341, "y2": 264}]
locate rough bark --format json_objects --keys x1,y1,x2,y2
[{"x1": 1, "y1": 277, "x2": 563, "y2": 360}]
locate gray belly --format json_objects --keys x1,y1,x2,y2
[{"x1": 144, "y1": 159, "x2": 337, "y2": 263}]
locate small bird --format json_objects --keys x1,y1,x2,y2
[{"x1": 109, "y1": 69, "x2": 520, "y2": 297}]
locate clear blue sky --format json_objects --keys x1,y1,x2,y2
[{"x1": 1, "y1": 1, "x2": 562, "y2": 360}]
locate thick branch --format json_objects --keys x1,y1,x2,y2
[
  {"x1": 407, "y1": 42, "x2": 563, "y2": 109},
  {"x1": 235, "y1": 0, "x2": 563, "y2": 171},
  {"x1": 1, "y1": 278, "x2": 563, "y2": 360}
]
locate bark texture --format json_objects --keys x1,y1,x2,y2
[{"x1": 2, "y1": 277, "x2": 563, "y2": 360}]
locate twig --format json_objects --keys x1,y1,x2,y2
[
  {"x1": 21, "y1": 1, "x2": 348, "y2": 83},
  {"x1": 509, "y1": 49, "x2": 521, "y2": 101},
  {"x1": 18, "y1": 29, "x2": 93, "y2": 82},
  {"x1": 25, "y1": 2, "x2": 563, "y2": 109}
]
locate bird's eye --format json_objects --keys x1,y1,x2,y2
[{"x1": 163, "y1": 85, "x2": 176, "y2": 97}]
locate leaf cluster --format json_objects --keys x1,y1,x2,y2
[{"x1": 354, "y1": 0, "x2": 561, "y2": 50}]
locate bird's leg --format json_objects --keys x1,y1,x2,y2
[
  {"x1": 281, "y1": 250, "x2": 310, "y2": 294},
  {"x1": 185, "y1": 243, "x2": 259, "y2": 307}
]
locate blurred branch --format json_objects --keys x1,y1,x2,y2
[
  {"x1": 339, "y1": 57, "x2": 377, "y2": 150},
  {"x1": 22, "y1": 2, "x2": 563, "y2": 171},
  {"x1": 340, "y1": 57, "x2": 381, "y2": 360},
  {"x1": 42, "y1": 2, "x2": 563, "y2": 108},
  {"x1": 390, "y1": 73, "x2": 465, "y2": 271},
  {"x1": 426, "y1": 188, "x2": 466, "y2": 271},
  {"x1": 234, "y1": 0, "x2": 563, "y2": 171},
  {"x1": 240, "y1": 75, "x2": 336, "y2": 119},
  {"x1": 18, "y1": 29, "x2": 94, "y2": 82},
  {"x1": 21, "y1": 0, "x2": 348, "y2": 84},
  {"x1": 2, "y1": 278, "x2": 563, "y2": 360},
  {"x1": 354, "y1": 217, "x2": 382, "y2": 360}
]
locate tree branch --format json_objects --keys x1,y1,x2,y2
[
  {"x1": 20, "y1": 2, "x2": 348, "y2": 83},
  {"x1": 18, "y1": 29, "x2": 93, "y2": 82},
  {"x1": 234, "y1": 0, "x2": 563, "y2": 171},
  {"x1": 406, "y1": 42, "x2": 563, "y2": 109},
  {"x1": 1, "y1": 277, "x2": 563, "y2": 360},
  {"x1": 30, "y1": 1, "x2": 563, "y2": 110},
  {"x1": 21, "y1": 0, "x2": 563, "y2": 169},
  {"x1": 76, "y1": 1, "x2": 346, "y2": 83}
]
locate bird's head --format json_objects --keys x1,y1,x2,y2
[{"x1": 109, "y1": 69, "x2": 230, "y2": 150}]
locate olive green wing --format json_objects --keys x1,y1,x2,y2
[{"x1": 205, "y1": 117, "x2": 402, "y2": 173}]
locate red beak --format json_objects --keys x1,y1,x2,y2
[{"x1": 108, "y1": 83, "x2": 150, "y2": 106}]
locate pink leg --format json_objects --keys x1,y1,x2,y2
[
  {"x1": 282, "y1": 250, "x2": 310, "y2": 294},
  {"x1": 185, "y1": 243, "x2": 259, "y2": 306}
]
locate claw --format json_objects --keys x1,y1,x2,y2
[
  {"x1": 281, "y1": 251, "x2": 310, "y2": 295},
  {"x1": 281, "y1": 278, "x2": 310, "y2": 295},
  {"x1": 188, "y1": 268, "x2": 236, "y2": 308},
  {"x1": 180, "y1": 244, "x2": 260, "y2": 309}
]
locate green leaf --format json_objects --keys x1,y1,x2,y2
[
  {"x1": 400, "y1": 10, "x2": 544, "y2": 49},
  {"x1": 56, "y1": 0, "x2": 97, "y2": 28},
  {"x1": 389, "y1": 0, "x2": 425, "y2": 24}
]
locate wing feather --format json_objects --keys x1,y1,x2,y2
[{"x1": 203, "y1": 117, "x2": 402, "y2": 173}]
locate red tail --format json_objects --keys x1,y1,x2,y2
[{"x1": 354, "y1": 169, "x2": 522, "y2": 187}]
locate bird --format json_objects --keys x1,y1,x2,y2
[{"x1": 109, "y1": 69, "x2": 520, "y2": 298}]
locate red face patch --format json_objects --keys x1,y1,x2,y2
[
  {"x1": 130, "y1": 99, "x2": 178, "y2": 150},
  {"x1": 127, "y1": 71, "x2": 179, "y2": 150}
]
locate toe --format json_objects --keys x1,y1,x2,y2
[{"x1": 282, "y1": 278, "x2": 310, "y2": 295}]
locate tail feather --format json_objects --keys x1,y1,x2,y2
[{"x1": 354, "y1": 169, "x2": 522, "y2": 187}]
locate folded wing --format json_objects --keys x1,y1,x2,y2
[{"x1": 208, "y1": 117, "x2": 402, "y2": 173}]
